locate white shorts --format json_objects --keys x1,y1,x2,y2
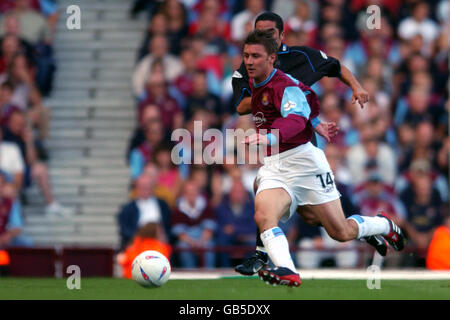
[{"x1": 255, "y1": 142, "x2": 341, "y2": 222}]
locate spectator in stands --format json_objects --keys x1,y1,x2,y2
[
  {"x1": 172, "y1": 45, "x2": 197, "y2": 106},
  {"x1": 0, "y1": 30, "x2": 33, "y2": 76},
  {"x1": 396, "y1": 158, "x2": 448, "y2": 205},
  {"x1": 138, "y1": 68, "x2": 183, "y2": 133},
  {"x1": 152, "y1": 143, "x2": 183, "y2": 209},
  {"x1": 0, "y1": 172, "x2": 32, "y2": 247},
  {"x1": 397, "y1": 121, "x2": 442, "y2": 173},
  {"x1": 184, "y1": 68, "x2": 223, "y2": 127},
  {"x1": 432, "y1": 29, "x2": 449, "y2": 93},
  {"x1": 346, "y1": 119, "x2": 397, "y2": 186},
  {"x1": 345, "y1": 13, "x2": 398, "y2": 72},
  {"x1": 186, "y1": 164, "x2": 222, "y2": 208},
  {"x1": 284, "y1": 0, "x2": 317, "y2": 39},
  {"x1": 171, "y1": 179, "x2": 216, "y2": 268},
  {"x1": 352, "y1": 162, "x2": 407, "y2": 221},
  {"x1": 187, "y1": 1, "x2": 230, "y2": 89},
  {"x1": 215, "y1": 178, "x2": 256, "y2": 267},
  {"x1": 132, "y1": 33, "x2": 183, "y2": 98},
  {"x1": 398, "y1": 1, "x2": 439, "y2": 48},
  {"x1": 400, "y1": 161, "x2": 446, "y2": 266},
  {"x1": 0, "y1": 13, "x2": 39, "y2": 77},
  {"x1": 365, "y1": 56, "x2": 392, "y2": 93},
  {"x1": 136, "y1": 13, "x2": 168, "y2": 62},
  {"x1": 436, "y1": 135, "x2": 449, "y2": 179},
  {"x1": 324, "y1": 143, "x2": 352, "y2": 188},
  {"x1": 270, "y1": 0, "x2": 302, "y2": 21},
  {"x1": 0, "y1": 0, "x2": 53, "y2": 45},
  {"x1": 186, "y1": 34, "x2": 223, "y2": 96},
  {"x1": 2, "y1": 53, "x2": 50, "y2": 142},
  {"x1": 2, "y1": 110, "x2": 73, "y2": 217},
  {"x1": 117, "y1": 222, "x2": 172, "y2": 279},
  {"x1": 180, "y1": 163, "x2": 222, "y2": 209},
  {"x1": 426, "y1": 213, "x2": 450, "y2": 270},
  {"x1": 359, "y1": 76, "x2": 391, "y2": 117},
  {"x1": 118, "y1": 167, "x2": 172, "y2": 251},
  {"x1": 319, "y1": 92, "x2": 348, "y2": 148},
  {"x1": 395, "y1": 86, "x2": 433, "y2": 129},
  {"x1": 0, "y1": 34, "x2": 17, "y2": 77},
  {"x1": 0, "y1": 80, "x2": 20, "y2": 126},
  {"x1": 230, "y1": 0, "x2": 265, "y2": 42},
  {"x1": 0, "y1": 0, "x2": 56, "y2": 95},
  {"x1": 157, "y1": 0, "x2": 189, "y2": 55},
  {"x1": 126, "y1": 104, "x2": 162, "y2": 164},
  {"x1": 0, "y1": 125, "x2": 24, "y2": 194},
  {"x1": 188, "y1": 0, "x2": 230, "y2": 41},
  {"x1": 129, "y1": 118, "x2": 164, "y2": 181}
]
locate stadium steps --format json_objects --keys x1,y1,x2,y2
[{"x1": 22, "y1": 0, "x2": 146, "y2": 247}]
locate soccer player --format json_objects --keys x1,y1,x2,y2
[
  {"x1": 233, "y1": 12, "x2": 369, "y2": 127},
  {"x1": 241, "y1": 30, "x2": 405, "y2": 287},
  {"x1": 234, "y1": 12, "x2": 372, "y2": 276}
]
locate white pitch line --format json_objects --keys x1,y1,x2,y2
[{"x1": 170, "y1": 269, "x2": 450, "y2": 280}]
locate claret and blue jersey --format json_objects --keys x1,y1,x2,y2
[{"x1": 249, "y1": 68, "x2": 320, "y2": 154}]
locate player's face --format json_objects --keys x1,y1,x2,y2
[
  {"x1": 243, "y1": 44, "x2": 276, "y2": 83},
  {"x1": 255, "y1": 20, "x2": 284, "y2": 48}
]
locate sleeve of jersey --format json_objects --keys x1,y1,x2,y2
[
  {"x1": 231, "y1": 63, "x2": 251, "y2": 108},
  {"x1": 271, "y1": 86, "x2": 311, "y2": 142},
  {"x1": 301, "y1": 46, "x2": 341, "y2": 78}
]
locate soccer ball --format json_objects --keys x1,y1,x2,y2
[{"x1": 131, "y1": 250, "x2": 171, "y2": 287}]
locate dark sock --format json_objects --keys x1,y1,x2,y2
[{"x1": 256, "y1": 226, "x2": 264, "y2": 248}]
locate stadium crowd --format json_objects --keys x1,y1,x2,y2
[
  {"x1": 0, "y1": 0, "x2": 75, "y2": 250},
  {"x1": 0, "y1": 0, "x2": 447, "y2": 273},
  {"x1": 118, "y1": 0, "x2": 449, "y2": 273}
]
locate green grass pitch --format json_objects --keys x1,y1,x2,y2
[{"x1": 0, "y1": 277, "x2": 449, "y2": 300}]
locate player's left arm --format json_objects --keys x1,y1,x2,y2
[{"x1": 268, "y1": 86, "x2": 312, "y2": 144}]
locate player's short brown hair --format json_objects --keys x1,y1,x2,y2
[{"x1": 243, "y1": 29, "x2": 278, "y2": 56}]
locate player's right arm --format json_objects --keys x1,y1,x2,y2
[
  {"x1": 232, "y1": 63, "x2": 252, "y2": 115},
  {"x1": 299, "y1": 46, "x2": 368, "y2": 108},
  {"x1": 339, "y1": 64, "x2": 369, "y2": 108}
]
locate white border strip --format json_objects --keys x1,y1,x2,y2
[{"x1": 171, "y1": 269, "x2": 450, "y2": 280}]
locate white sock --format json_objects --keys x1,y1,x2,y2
[
  {"x1": 260, "y1": 227, "x2": 296, "y2": 272},
  {"x1": 256, "y1": 246, "x2": 267, "y2": 253},
  {"x1": 347, "y1": 215, "x2": 390, "y2": 239}
]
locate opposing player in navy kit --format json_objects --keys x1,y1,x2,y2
[
  {"x1": 233, "y1": 12, "x2": 379, "y2": 276},
  {"x1": 241, "y1": 30, "x2": 405, "y2": 287}
]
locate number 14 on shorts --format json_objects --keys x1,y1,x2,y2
[{"x1": 316, "y1": 172, "x2": 334, "y2": 190}]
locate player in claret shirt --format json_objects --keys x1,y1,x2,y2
[
  {"x1": 240, "y1": 30, "x2": 405, "y2": 287},
  {"x1": 233, "y1": 12, "x2": 373, "y2": 276}
]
